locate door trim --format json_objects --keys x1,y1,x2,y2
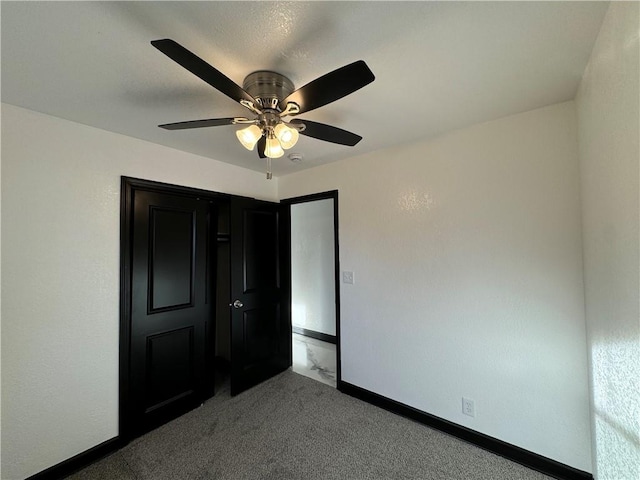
[
  {"x1": 119, "y1": 177, "x2": 233, "y2": 439},
  {"x1": 280, "y1": 190, "x2": 341, "y2": 384}
]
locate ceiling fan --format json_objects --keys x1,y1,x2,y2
[{"x1": 151, "y1": 39, "x2": 375, "y2": 178}]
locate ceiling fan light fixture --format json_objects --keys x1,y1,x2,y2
[
  {"x1": 236, "y1": 124, "x2": 262, "y2": 150},
  {"x1": 265, "y1": 133, "x2": 284, "y2": 158},
  {"x1": 274, "y1": 123, "x2": 299, "y2": 150}
]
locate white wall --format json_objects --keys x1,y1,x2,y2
[
  {"x1": 0, "y1": 104, "x2": 277, "y2": 480},
  {"x1": 290, "y1": 199, "x2": 336, "y2": 336},
  {"x1": 279, "y1": 101, "x2": 592, "y2": 471},
  {"x1": 575, "y1": 2, "x2": 640, "y2": 479}
]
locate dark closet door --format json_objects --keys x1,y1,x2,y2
[
  {"x1": 229, "y1": 197, "x2": 291, "y2": 395},
  {"x1": 129, "y1": 190, "x2": 212, "y2": 435}
]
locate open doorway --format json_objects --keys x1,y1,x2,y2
[{"x1": 283, "y1": 191, "x2": 340, "y2": 388}]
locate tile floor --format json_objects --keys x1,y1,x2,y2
[{"x1": 291, "y1": 332, "x2": 337, "y2": 387}]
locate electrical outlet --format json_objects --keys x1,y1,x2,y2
[
  {"x1": 342, "y1": 271, "x2": 355, "y2": 284},
  {"x1": 462, "y1": 397, "x2": 475, "y2": 417}
]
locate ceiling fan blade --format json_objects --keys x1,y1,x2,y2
[
  {"x1": 159, "y1": 118, "x2": 237, "y2": 130},
  {"x1": 257, "y1": 136, "x2": 266, "y2": 158},
  {"x1": 282, "y1": 61, "x2": 374, "y2": 115},
  {"x1": 151, "y1": 39, "x2": 259, "y2": 112},
  {"x1": 291, "y1": 119, "x2": 362, "y2": 146}
]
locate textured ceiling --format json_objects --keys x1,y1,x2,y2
[{"x1": 1, "y1": 1, "x2": 608, "y2": 177}]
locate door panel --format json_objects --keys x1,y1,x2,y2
[
  {"x1": 243, "y1": 210, "x2": 279, "y2": 292},
  {"x1": 230, "y1": 197, "x2": 290, "y2": 395},
  {"x1": 149, "y1": 207, "x2": 195, "y2": 310},
  {"x1": 129, "y1": 190, "x2": 212, "y2": 435},
  {"x1": 243, "y1": 304, "x2": 280, "y2": 365},
  {"x1": 145, "y1": 326, "x2": 195, "y2": 413}
]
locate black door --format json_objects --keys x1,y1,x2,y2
[
  {"x1": 229, "y1": 197, "x2": 291, "y2": 395},
  {"x1": 128, "y1": 190, "x2": 212, "y2": 435}
]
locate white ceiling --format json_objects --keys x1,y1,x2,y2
[{"x1": 1, "y1": 1, "x2": 608, "y2": 177}]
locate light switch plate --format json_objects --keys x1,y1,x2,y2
[{"x1": 342, "y1": 271, "x2": 355, "y2": 284}]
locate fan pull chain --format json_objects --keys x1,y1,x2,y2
[{"x1": 266, "y1": 157, "x2": 272, "y2": 180}]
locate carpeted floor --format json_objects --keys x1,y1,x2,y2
[{"x1": 68, "y1": 370, "x2": 552, "y2": 480}]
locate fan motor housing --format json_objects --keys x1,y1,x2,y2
[{"x1": 243, "y1": 71, "x2": 294, "y2": 110}]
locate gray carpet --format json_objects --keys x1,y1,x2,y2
[{"x1": 68, "y1": 370, "x2": 552, "y2": 480}]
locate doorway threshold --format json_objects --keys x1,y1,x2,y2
[{"x1": 292, "y1": 333, "x2": 337, "y2": 388}]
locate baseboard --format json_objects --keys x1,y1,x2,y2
[
  {"x1": 27, "y1": 436, "x2": 126, "y2": 480},
  {"x1": 338, "y1": 381, "x2": 593, "y2": 480},
  {"x1": 292, "y1": 326, "x2": 337, "y2": 344}
]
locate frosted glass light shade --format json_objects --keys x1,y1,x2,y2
[
  {"x1": 236, "y1": 125, "x2": 262, "y2": 150},
  {"x1": 274, "y1": 123, "x2": 299, "y2": 150},
  {"x1": 265, "y1": 135, "x2": 284, "y2": 158}
]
